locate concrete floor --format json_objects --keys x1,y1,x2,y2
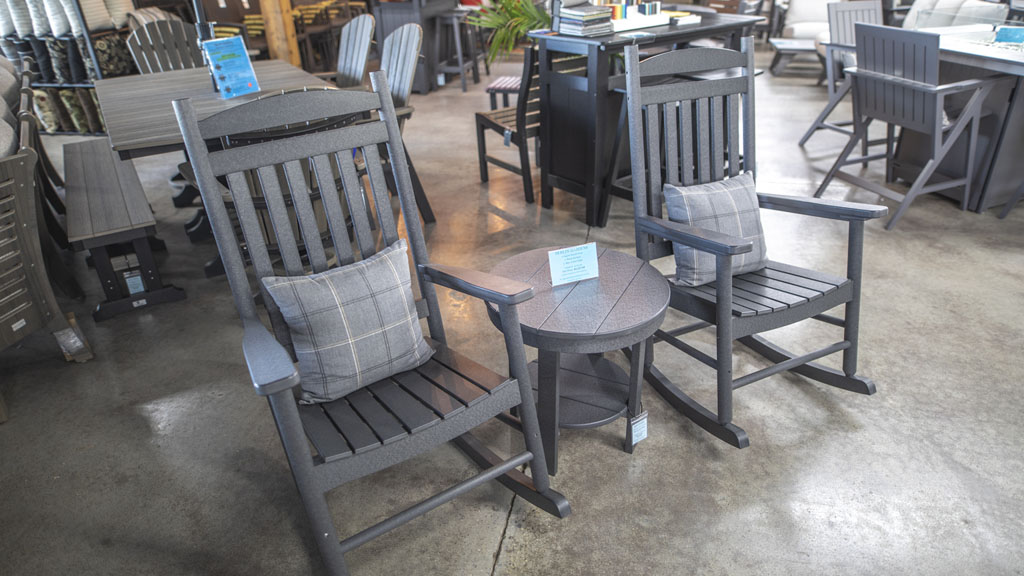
[{"x1": 2, "y1": 47, "x2": 1023, "y2": 575}]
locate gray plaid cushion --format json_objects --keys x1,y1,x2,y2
[
  {"x1": 663, "y1": 172, "x2": 768, "y2": 287},
  {"x1": 262, "y1": 239, "x2": 433, "y2": 404}
]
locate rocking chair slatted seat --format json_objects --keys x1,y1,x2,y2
[
  {"x1": 623, "y1": 38, "x2": 887, "y2": 448},
  {"x1": 174, "y1": 70, "x2": 568, "y2": 575}
]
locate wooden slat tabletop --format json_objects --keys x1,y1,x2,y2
[
  {"x1": 64, "y1": 138, "x2": 155, "y2": 243},
  {"x1": 94, "y1": 60, "x2": 331, "y2": 157},
  {"x1": 489, "y1": 247, "x2": 670, "y2": 345}
]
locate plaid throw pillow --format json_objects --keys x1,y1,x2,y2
[
  {"x1": 262, "y1": 239, "x2": 433, "y2": 404},
  {"x1": 663, "y1": 172, "x2": 768, "y2": 287}
]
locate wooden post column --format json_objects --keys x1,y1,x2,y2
[{"x1": 260, "y1": 0, "x2": 302, "y2": 67}]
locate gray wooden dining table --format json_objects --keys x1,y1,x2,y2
[{"x1": 94, "y1": 59, "x2": 331, "y2": 160}]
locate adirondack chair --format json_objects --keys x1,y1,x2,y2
[
  {"x1": 475, "y1": 46, "x2": 539, "y2": 203},
  {"x1": 126, "y1": 20, "x2": 203, "y2": 74},
  {"x1": 0, "y1": 142, "x2": 93, "y2": 423},
  {"x1": 622, "y1": 39, "x2": 887, "y2": 448},
  {"x1": 126, "y1": 20, "x2": 205, "y2": 209},
  {"x1": 815, "y1": 23, "x2": 997, "y2": 229},
  {"x1": 799, "y1": 1, "x2": 883, "y2": 147},
  {"x1": 331, "y1": 14, "x2": 375, "y2": 88},
  {"x1": 173, "y1": 70, "x2": 569, "y2": 575},
  {"x1": 368, "y1": 23, "x2": 435, "y2": 223}
]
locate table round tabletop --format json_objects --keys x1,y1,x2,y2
[{"x1": 487, "y1": 246, "x2": 670, "y2": 354}]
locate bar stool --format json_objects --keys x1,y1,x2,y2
[{"x1": 434, "y1": 9, "x2": 483, "y2": 92}]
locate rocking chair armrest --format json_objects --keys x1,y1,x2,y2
[
  {"x1": 757, "y1": 193, "x2": 888, "y2": 221},
  {"x1": 419, "y1": 263, "x2": 535, "y2": 306},
  {"x1": 637, "y1": 215, "x2": 753, "y2": 256},
  {"x1": 241, "y1": 318, "x2": 300, "y2": 396}
]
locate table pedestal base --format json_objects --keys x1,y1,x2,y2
[{"x1": 528, "y1": 353, "x2": 629, "y2": 429}]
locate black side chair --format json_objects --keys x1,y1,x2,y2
[
  {"x1": 475, "y1": 46, "x2": 539, "y2": 204},
  {"x1": 174, "y1": 71, "x2": 569, "y2": 575},
  {"x1": 623, "y1": 39, "x2": 887, "y2": 448}
]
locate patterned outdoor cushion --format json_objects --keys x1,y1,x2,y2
[
  {"x1": 43, "y1": 0, "x2": 69, "y2": 36},
  {"x1": 87, "y1": 88, "x2": 103, "y2": 130},
  {"x1": 58, "y1": 88, "x2": 86, "y2": 132},
  {"x1": 31, "y1": 88, "x2": 59, "y2": 133},
  {"x1": 24, "y1": 0, "x2": 48, "y2": 36},
  {"x1": 74, "y1": 35, "x2": 98, "y2": 80},
  {"x1": 262, "y1": 239, "x2": 434, "y2": 404},
  {"x1": 0, "y1": 68, "x2": 17, "y2": 109},
  {"x1": 46, "y1": 87, "x2": 73, "y2": 131},
  {"x1": 663, "y1": 172, "x2": 768, "y2": 287},
  {"x1": 103, "y1": 0, "x2": 131, "y2": 28},
  {"x1": 75, "y1": 87, "x2": 100, "y2": 132},
  {"x1": 0, "y1": 118, "x2": 16, "y2": 156},
  {"x1": 5, "y1": 0, "x2": 33, "y2": 38},
  {"x1": 27, "y1": 35, "x2": 54, "y2": 82},
  {"x1": 66, "y1": 35, "x2": 87, "y2": 82},
  {"x1": 92, "y1": 33, "x2": 135, "y2": 77},
  {"x1": 45, "y1": 36, "x2": 69, "y2": 83}
]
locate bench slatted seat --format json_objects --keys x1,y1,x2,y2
[{"x1": 63, "y1": 139, "x2": 185, "y2": 321}]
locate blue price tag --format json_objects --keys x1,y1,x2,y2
[
  {"x1": 202, "y1": 36, "x2": 260, "y2": 99},
  {"x1": 994, "y1": 26, "x2": 1024, "y2": 44},
  {"x1": 548, "y1": 243, "x2": 599, "y2": 286}
]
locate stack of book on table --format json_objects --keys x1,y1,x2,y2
[{"x1": 558, "y1": 2, "x2": 614, "y2": 37}]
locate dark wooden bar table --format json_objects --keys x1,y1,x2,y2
[{"x1": 528, "y1": 13, "x2": 762, "y2": 227}]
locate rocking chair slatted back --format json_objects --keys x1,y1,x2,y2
[
  {"x1": 176, "y1": 74, "x2": 441, "y2": 349},
  {"x1": 624, "y1": 39, "x2": 755, "y2": 262}
]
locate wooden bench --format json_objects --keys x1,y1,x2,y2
[{"x1": 64, "y1": 138, "x2": 185, "y2": 321}]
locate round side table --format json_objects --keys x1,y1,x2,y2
[{"x1": 486, "y1": 246, "x2": 670, "y2": 475}]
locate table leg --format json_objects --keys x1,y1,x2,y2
[
  {"x1": 624, "y1": 340, "x2": 647, "y2": 454},
  {"x1": 586, "y1": 44, "x2": 609, "y2": 227},
  {"x1": 537, "y1": 348, "x2": 561, "y2": 475}
]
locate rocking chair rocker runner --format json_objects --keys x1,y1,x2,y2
[
  {"x1": 623, "y1": 39, "x2": 887, "y2": 448},
  {"x1": 174, "y1": 71, "x2": 568, "y2": 575}
]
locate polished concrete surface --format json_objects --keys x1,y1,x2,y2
[{"x1": 2, "y1": 47, "x2": 1023, "y2": 575}]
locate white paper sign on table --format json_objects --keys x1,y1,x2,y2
[{"x1": 548, "y1": 243, "x2": 599, "y2": 287}]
